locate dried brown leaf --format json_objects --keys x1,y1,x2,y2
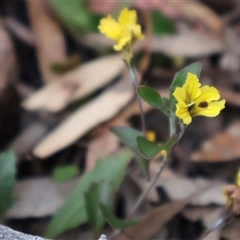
[
  {"x1": 27, "y1": 0, "x2": 66, "y2": 83},
  {"x1": 182, "y1": 206, "x2": 224, "y2": 229},
  {"x1": 220, "y1": 28, "x2": 240, "y2": 72},
  {"x1": 219, "y1": 87, "x2": 240, "y2": 107},
  {"x1": 33, "y1": 77, "x2": 134, "y2": 158},
  {"x1": 22, "y1": 54, "x2": 123, "y2": 112},
  {"x1": 133, "y1": 165, "x2": 226, "y2": 205},
  {"x1": 6, "y1": 177, "x2": 78, "y2": 218},
  {"x1": 3, "y1": 17, "x2": 35, "y2": 45},
  {"x1": 114, "y1": 180, "x2": 222, "y2": 240},
  {"x1": 191, "y1": 121, "x2": 240, "y2": 162},
  {"x1": 151, "y1": 31, "x2": 224, "y2": 57},
  {"x1": 165, "y1": 1, "x2": 223, "y2": 35},
  {"x1": 221, "y1": 218, "x2": 240, "y2": 240},
  {"x1": 0, "y1": 21, "x2": 16, "y2": 96},
  {"x1": 8, "y1": 122, "x2": 48, "y2": 159},
  {"x1": 81, "y1": 31, "x2": 224, "y2": 58},
  {"x1": 86, "y1": 130, "x2": 120, "y2": 171},
  {"x1": 114, "y1": 199, "x2": 190, "y2": 240}
]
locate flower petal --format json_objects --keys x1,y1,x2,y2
[
  {"x1": 183, "y1": 73, "x2": 201, "y2": 102},
  {"x1": 173, "y1": 87, "x2": 187, "y2": 102},
  {"x1": 193, "y1": 99, "x2": 225, "y2": 117},
  {"x1": 128, "y1": 24, "x2": 144, "y2": 39},
  {"x1": 99, "y1": 16, "x2": 122, "y2": 41},
  {"x1": 176, "y1": 101, "x2": 192, "y2": 125},
  {"x1": 113, "y1": 35, "x2": 131, "y2": 50},
  {"x1": 118, "y1": 8, "x2": 136, "y2": 25},
  {"x1": 195, "y1": 85, "x2": 221, "y2": 103}
]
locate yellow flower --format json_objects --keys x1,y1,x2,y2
[
  {"x1": 173, "y1": 73, "x2": 225, "y2": 125},
  {"x1": 146, "y1": 131, "x2": 156, "y2": 142},
  {"x1": 98, "y1": 8, "x2": 144, "y2": 51}
]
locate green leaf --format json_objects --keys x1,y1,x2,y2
[
  {"x1": 110, "y1": 126, "x2": 149, "y2": 179},
  {"x1": 0, "y1": 151, "x2": 16, "y2": 217},
  {"x1": 151, "y1": 10, "x2": 176, "y2": 35},
  {"x1": 136, "y1": 136, "x2": 161, "y2": 159},
  {"x1": 161, "y1": 134, "x2": 178, "y2": 156},
  {"x1": 85, "y1": 181, "x2": 113, "y2": 235},
  {"x1": 44, "y1": 149, "x2": 133, "y2": 238},
  {"x1": 50, "y1": 0, "x2": 102, "y2": 33},
  {"x1": 137, "y1": 134, "x2": 178, "y2": 159},
  {"x1": 169, "y1": 63, "x2": 202, "y2": 111},
  {"x1": 137, "y1": 86, "x2": 162, "y2": 107},
  {"x1": 137, "y1": 86, "x2": 170, "y2": 116},
  {"x1": 99, "y1": 203, "x2": 138, "y2": 229},
  {"x1": 52, "y1": 165, "x2": 79, "y2": 183}
]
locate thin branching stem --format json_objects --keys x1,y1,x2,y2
[
  {"x1": 128, "y1": 154, "x2": 168, "y2": 218},
  {"x1": 126, "y1": 62, "x2": 146, "y2": 135}
]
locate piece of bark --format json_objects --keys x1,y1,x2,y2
[
  {"x1": 0, "y1": 224, "x2": 50, "y2": 240},
  {"x1": 27, "y1": 0, "x2": 66, "y2": 83}
]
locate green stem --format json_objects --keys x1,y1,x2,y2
[
  {"x1": 126, "y1": 63, "x2": 146, "y2": 135},
  {"x1": 128, "y1": 154, "x2": 168, "y2": 218},
  {"x1": 169, "y1": 114, "x2": 176, "y2": 137},
  {"x1": 109, "y1": 115, "x2": 185, "y2": 240}
]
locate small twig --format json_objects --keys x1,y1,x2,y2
[{"x1": 108, "y1": 155, "x2": 168, "y2": 240}]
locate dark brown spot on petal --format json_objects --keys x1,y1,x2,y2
[
  {"x1": 187, "y1": 102, "x2": 195, "y2": 111},
  {"x1": 199, "y1": 101, "x2": 208, "y2": 108}
]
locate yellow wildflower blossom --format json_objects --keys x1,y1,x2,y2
[
  {"x1": 98, "y1": 8, "x2": 144, "y2": 52},
  {"x1": 173, "y1": 73, "x2": 225, "y2": 125}
]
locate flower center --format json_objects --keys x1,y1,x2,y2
[
  {"x1": 187, "y1": 102, "x2": 195, "y2": 111},
  {"x1": 198, "y1": 101, "x2": 208, "y2": 108}
]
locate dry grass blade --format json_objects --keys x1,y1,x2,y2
[
  {"x1": 22, "y1": 54, "x2": 123, "y2": 112},
  {"x1": 27, "y1": 0, "x2": 66, "y2": 83}
]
